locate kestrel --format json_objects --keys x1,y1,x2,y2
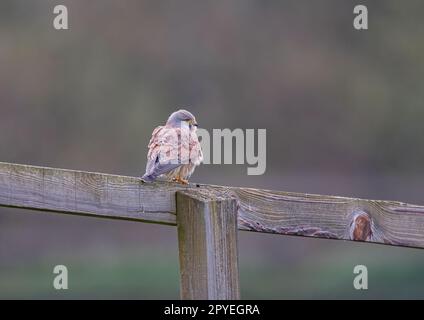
[{"x1": 141, "y1": 109, "x2": 203, "y2": 184}]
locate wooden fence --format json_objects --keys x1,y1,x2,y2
[{"x1": 1, "y1": 161, "x2": 424, "y2": 299}]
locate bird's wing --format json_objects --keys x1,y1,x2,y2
[{"x1": 143, "y1": 126, "x2": 182, "y2": 180}]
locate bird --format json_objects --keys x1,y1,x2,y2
[{"x1": 141, "y1": 109, "x2": 203, "y2": 184}]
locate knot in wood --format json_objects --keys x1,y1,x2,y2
[{"x1": 349, "y1": 210, "x2": 372, "y2": 241}]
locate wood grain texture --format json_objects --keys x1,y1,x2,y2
[
  {"x1": 0, "y1": 162, "x2": 182, "y2": 225},
  {"x1": 1, "y1": 162, "x2": 424, "y2": 249},
  {"x1": 233, "y1": 188, "x2": 424, "y2": 248},
  {"x1": 176, "y1": 190, "x2": 240, "y2": 300}
]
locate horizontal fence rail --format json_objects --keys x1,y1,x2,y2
[{"x1": 1, "y1": 162, "x2": 424, "y2": 249}]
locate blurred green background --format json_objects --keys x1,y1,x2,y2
[{"x1": 1, "y1": 0, "x2": 424, "y2": 299}]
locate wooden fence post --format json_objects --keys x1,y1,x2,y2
[{"x1": 176, "y1": 190, "x2": 240, "y2": 300}]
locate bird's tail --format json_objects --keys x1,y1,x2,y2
[{"x1": 141, "y1": 173, "x2": 156, "y2": 182}]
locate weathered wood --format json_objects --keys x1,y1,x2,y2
[
  {"x1": 0, "y1": 162, "x2": 181, "y2": 225},
  {"x1": 233, "y1": 188, "x2": 424, "y2": 249},
  {"x1": 176, "y1": 190, "x2": 240, "y2": 300},
  {"x1": 1, "y1": 161, "x2": 424, "y2": 249}
]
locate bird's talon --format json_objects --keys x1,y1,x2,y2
[{"x1": 173, "y1": 177, "x2": 189, "y2": 185}]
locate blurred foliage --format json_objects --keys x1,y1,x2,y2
[{"x1": 0, "y1": 0, "x2": 424, "y2": 299}]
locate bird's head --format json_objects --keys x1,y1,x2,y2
[{"x1": 166, "y1": 109, "x2": 198, "y2": 130}]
